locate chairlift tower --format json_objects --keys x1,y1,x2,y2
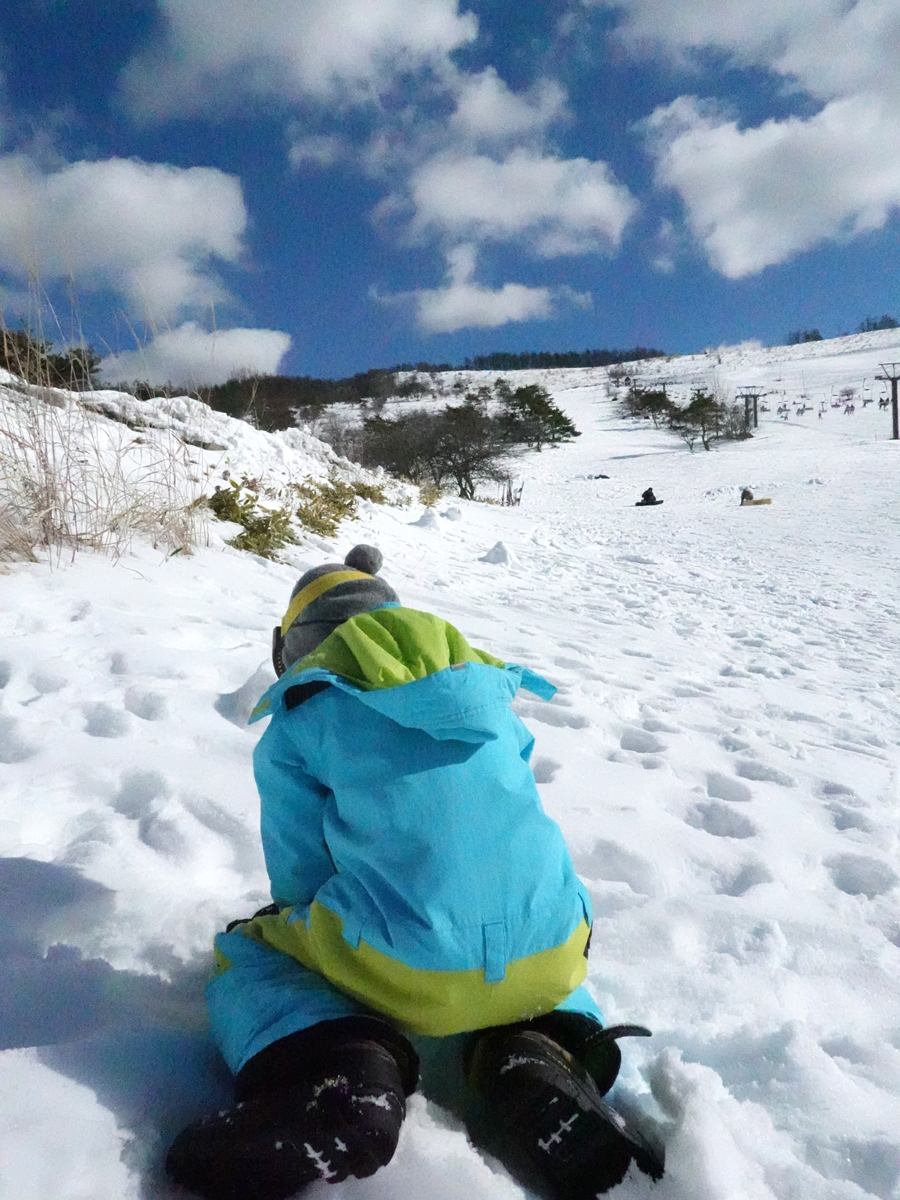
[
  {"x1": 737, "y1": 389, "x2": 763, "y2": 430},
  {"x1": 875, "y1": 363, "x2": 900, "y2": 440}
]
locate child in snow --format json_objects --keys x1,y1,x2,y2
[{"x1": 166, "y1": 545, "x2": 663, "y2": 1200}]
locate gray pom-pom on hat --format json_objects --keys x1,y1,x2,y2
[
  {"x1": 280, "y1": 543, "x2": 398, "y2": 668},
  {"x1": 344, "y1": 544, "x2": 382, "y2": 574}
]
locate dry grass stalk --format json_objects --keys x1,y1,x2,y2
[{"x1": 0, "y1": 379, "x2": 205, "y2": 563}]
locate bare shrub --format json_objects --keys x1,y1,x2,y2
[
  {"x1": 206, "y1": 470, "x2": 390, "y2": 557},
  {"x1": 418, "y1": 481, "x2": 444, "y2": 507}
]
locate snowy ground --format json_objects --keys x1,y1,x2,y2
[{"x1": 1, "y1": 331, "x2": 899, "y2": 1200}]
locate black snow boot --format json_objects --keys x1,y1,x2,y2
[
  {"x1": 166, "y1": 1018, "x2": 417, "y2": 1200},
  {"x1": 524, "y1": 1010, "x2": 654, "y2": 1097},
  {"x1": 466, "y1": 1027, "x2": 664, "y2": 1200}
]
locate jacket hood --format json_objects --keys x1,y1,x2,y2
[{"x1": 250, "y1": 607, "x2": 555, "y2": 742}]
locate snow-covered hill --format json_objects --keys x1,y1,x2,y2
[{"x1": 1, "y1": 332, "x2": 899, "y2": 1200}]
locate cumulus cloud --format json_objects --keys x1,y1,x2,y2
[
  {"x1": 121, "y1": 0, "x2": 477, "y2": 118},
  {"x1": 386, "y1": 243, "x2": 588, "y2": 334},
  {"x1": 408, "y1": 149, "x2": 636, "y2": 255},
  {"x1": 449, "y1": 68, "x2": 567, "y2": 142},
  {"x1": 592, "y1": 0, "x2": 900, "y2": 273},
  {"x1": 99, "y1": 322, "x2": 291, "y2": 387},
  {"x1": 600, "y1": 0, "x2": 900, "y2": 104},
  {"x1": 0, "y1": 154, "x2": 245, "y2": 319},
  {"x1": 644, "y1": 93, "x2": 900, "y2": 277}
]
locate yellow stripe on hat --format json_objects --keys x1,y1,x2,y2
[{"x1": 280, "y1": 570, "x2": 370, "y2": 636}]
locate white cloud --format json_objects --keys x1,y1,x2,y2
[
  {"x1": 449, "y1": 68, "x2": 567, "y2": 142},
  {"x1": 605, "y1": 0, "x2": 900, "y2": 104},
  {"x1": 590, "y1": 0, "x2": 900, "y2": 273},
  {"x1": 288, "y1": 133, "x2": 347, "y2": 169},
  {"x1": 395, "y1": 243, "x2": 589, "y2": 334},
  {"x1": 772, "y1": 0, "x2": 900, "y2": 105},
  {"x1": 597, "y1": 0, "x2": 840, "y2": 69},
  {"x1": 121, "y1": 0, "x2": 477, "y2": 118},
  {"x1": 651, "y1": 217, "x2": 680, "y2": 273},
  {"x1": 408, "y1": 149, "x2": 636, "y2": 255},
  {"x1": 644, "y1": 93, "x2": 900, "y2": 277},
  {"x1": 0, "y1": 154, "x2": 246, "y2": 319},
  {"x1": 99, "y1": 322, "x2": 291, "y2": 387}
]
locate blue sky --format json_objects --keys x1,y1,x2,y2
[{"x1": 2, "y1": 0, "x2": 899, "y2": 384}]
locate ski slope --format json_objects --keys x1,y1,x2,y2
[{"x1": 1, "y1": 331, "x2": 899, "y2": 1200}]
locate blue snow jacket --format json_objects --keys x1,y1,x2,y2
[{"x1": 243, "y1": 606, "x2": 593, "y2": 1036}]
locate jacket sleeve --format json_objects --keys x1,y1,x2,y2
[{"x1": 252, "y1": 714, "x2": 336, "y2": 910}]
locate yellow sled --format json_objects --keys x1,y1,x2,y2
[{"x1": 741, "y1": 498, "x2": 771, "y2": 506}]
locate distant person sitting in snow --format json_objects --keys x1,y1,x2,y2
[
  {"x1": 740, "y1": 487, "x2": 754, "y2": 505},
  {"x1": 636, "y1": 487, "x2": 661, "y2": 506},
  {"x1": 166, "y1": 544, "x2": 663, "y2": 1200}
]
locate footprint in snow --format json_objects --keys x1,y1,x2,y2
[
  {"x1": 28, "y1": 669, "x2": 67, "y2": 695},
  {"x1": 735, "y1": 760, "x2": 796, "y2": 787},
  {"x1": 575, "y1": 839, "x2": 661, "y2": 896},
  {"x1": 706, "y1": 773, "x2": 753, "y2": 803},
  {"x1": 0, "y1": 716, "x2": 38, "y2": 764},
  {"x1": 531, "y1": 757, "x2": 561, "y2": 784},
  {"x1": 825, "y1": 854, "x2": 898, "y2": 899},
  {"x1": 139, "y1": 813, "x2": 189, "y2": 860},
  {"x1": 83, "y1": 703, "x2": 130, "y2": 739},
  {"x1": 641, "y1": 756, "x2": 666, "y2": 770},
  {"x1": 619, "y1": 727, "x2": 665, "y2": 754},
  {"x1": 687, "y1": 801, "x2": 757, "y2": 839},
  {"x1": 781, "y1": 710, "x2": 828, "y2": 725},
  {"x1": 0, "y1": 661, "x2": 12, "y2": 689},
  {"x1": 124, "y1": 687, "x2": 167, "y2": 721},
  {"x1": 819, "y1": 781, "x2": 860, "y2": 801},
  {"x1": 109, "y1": 651, "x2": 129, "y2": 676},
  {"x1": 553, "y1": 656, "x2": 589, "y2": 671},
  {"x1": 830, "y1": 806, "x2": 875, "y2": 833},
  {"x1": 113, "y1": 769, "x2": 172, "y2": 819},
  {"x1": 642, "y1": 717, "x2": 680, "y2": 734},
  {"x1": 714, "y1": 860, "x2": 773, "y2": 896}
]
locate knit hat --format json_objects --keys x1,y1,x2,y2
[{"x1": 273, "y1": 544, "x2": 399, "y2": 675}]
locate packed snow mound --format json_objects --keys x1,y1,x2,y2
[
  {"x1": 479, "y1": 540, "x2": 517, "y2": 565},
  {"x1": 412, "y1": 508, "x2": 443, "y2": 530}
]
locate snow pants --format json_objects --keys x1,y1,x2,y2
[{"x1": 207, "y1": 921, "x2": 604, "y2": 1077}]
